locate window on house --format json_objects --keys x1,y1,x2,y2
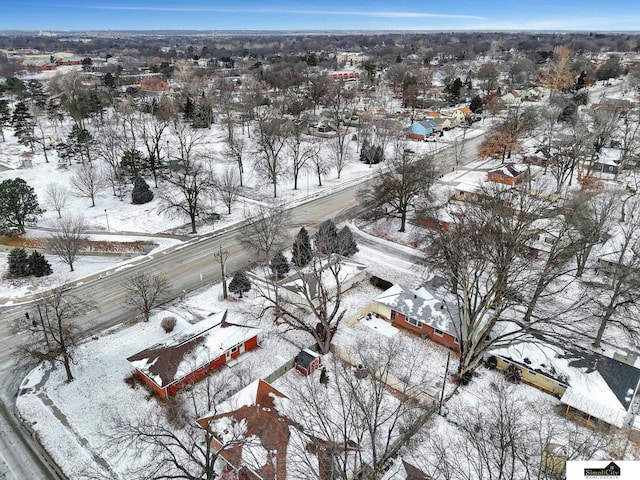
[
  {"x1": 390, "y1": 311, "x2": 396, "y2": 320},
  {"x1": 434, "y1": 329, "x2": 444, "y2": 336},
  {"x1": 528, "y1": 370, "x2": 537, "y2": 376},
  {"x1": 231, "y1": 345, "x2": 239, "y2": 353},
  {"x1": 453, "y1": 337, "x2": 459, "y2": 344},
  {"x1": 406, "y1": 317, "x2": 423, "y2": 328}
]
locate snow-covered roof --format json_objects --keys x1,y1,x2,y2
[
  {"x1": 493, "y1": 339, "x2": 640, "y2": 427},
  {"x1": 596, "y1": 223, "x2": 640, "y2": 266},
  {"x1": 374, "y1": 284, "x2": 458, "y2": 337},
  {"x1": 488, "y1": 162, "x2": 527, "y2": 179},
  {"x1": 278, "y1": 254, "x2": 367, "y2": 301},
  {"x1": 127, "y1": 310, "x2": 262, "y2": 388}
]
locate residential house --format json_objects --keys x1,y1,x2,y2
[
  {"x1": 502, "y1": 90, "x2": 522, "y2": 107},
  {"x1": 372, "y1": 283, "x2": 460, "y2": 351},
  {"x1": 524, "y1": 86, "x2": 545, "y2": 101},
  {"x1": 595, "y1": 223, "x2": 640, "y2": 275},
  {"x1": 127, "y1": 311, "x2": 263, "y2": 399},
  {"x1": 590, "y1": 147, "x2": 622, "y2": 175},
  {"x1": 450, "y1": 106, "x2": 472, "y2": 125},
  {"x1": 487, "y1": 163, "x2": 529, "y2": 186},
  {"x1": 405, "y1": 119, "x2": 439, "y2": 140},
  {"x1": 198, "y1": 379, "x2": 358, "y2": 480},
  {"x1": 139, "y1": 76, "x2": 170, "y2": 92},
  {"x1": 433, "y1": 116, "x2": 454, "y2": 131},
  {"x1": 276, "y1": 255, "x2": 367, "y2": 312},
  {"x1": 489, "y1": 341, "x2": 640, "y2": 429}
]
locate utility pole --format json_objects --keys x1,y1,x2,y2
[
  {"x1": 439, "y1": 350, "x2": 451, "y2": 416},
  {"x1": 214, "y1": 245, "x2": 229, "y2": 299}
]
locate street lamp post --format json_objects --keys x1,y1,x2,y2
[
  {"x1": 214, "y1": 245, "x2": 229, "y2": 299},
  {"x1": 104, "y1": 209, "x2": 110, "y2": 231}
]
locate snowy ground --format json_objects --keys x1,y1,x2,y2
[
  {"x1": 15, "y1": 236, "x2": 430, "y2": 478},
  {"x1": 0, "y1": 114, "x2": 480, "y2": 302}
]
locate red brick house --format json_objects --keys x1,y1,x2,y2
[
  {"x1": 373, "y1": 284, "x2": 460, "y2": 351},
  {"x1": 487, "y1": 163, "x2": 528, "y2": 186},
  {"x1": 127, "y1": 311, "x2": 262, "y2": 399},
  {"x1": 198, "y1": 379, "x2": 358, "y2": 480}
]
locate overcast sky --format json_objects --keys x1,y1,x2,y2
[{"x1": 2, "y1": 0, "x2": 640, "y2": 31}]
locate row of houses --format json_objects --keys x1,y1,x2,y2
[{"x1": 368, "y1": 282, "x2": 640, "y2": 434}]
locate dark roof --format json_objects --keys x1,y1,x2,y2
[
  {"x1": 295, "y1": 349, "x2": 320, "y2": 369},
  {"x1": 562, "y1": 345, "x2": 640, "y2": 412}
]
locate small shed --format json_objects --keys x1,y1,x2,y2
[{"x1": 295, "y1": 349, "x2": 322, "y2": 376}]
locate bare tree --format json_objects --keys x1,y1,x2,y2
[
  {"x1": 240, "y1": 203, "x2": 291, "y2": 264},
  {"x1": 159, "y1": 156, "x2": 212, "y2": 234},
  {"x1": 71, "y1": 164, "x2": 107, "y2": 207},
  {"x1": 14, "y1": 285, "x2": 93, "y2": 383},
  {"x1": 567, "y1": 189, "x2": 618, "y2": 278},
  {"x1": 586, "y1": 194, "x2": 640, "y2": 347},
  {"x1": 48, "y1": 215, "x2": 88, "y2": 272},
  {"x1": 283, "y1": 337, "x2": 431, "y2": 479},
  {"x1": 44, "y1": 183, "x2": 69, "y2": 218},
  {"x1": 103, "y1": 374, "x2": 246, "y2": 480},
  {"x1": 255, "y1": 109, "x2": 287, "y2": 197},
  {"x1": 31, "y1": 111, "x2": 51, "y2": 162},
  {"x1": 423, "y1": 182, "x2": 557, "y2": 380},
  {"x1": 225, "y1": 132, "x2": 246, "y2": 187},
  {"x1": 95, "y1": 122, "x2": 127, "y2": 199},
  {"x1": 325, "y1": 81, "x2": 356, "y2": 179},
  {"x1": 123, "y1": 271, "x2": 170, "y2": 322},
  {"x1": 213, "y1": 166, "x2": 241, "y2": 215},
  {"x1": 418, "y1": 379, "x2": 620, "y2": 480},
  {"x1": 359, "y1": 139, "x2": 437, "y2": 232},
  {"x1": 137, "y1": 113, "x2": 169, "y2": 187}
]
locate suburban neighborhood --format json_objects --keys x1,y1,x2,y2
[{"x1": 3, "y1": 13, "x2": 640, "y2": 480}]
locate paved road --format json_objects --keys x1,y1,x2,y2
[{"x1": 0, "y1": 132, "x2": 485, "y2": 479}]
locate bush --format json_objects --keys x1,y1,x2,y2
[
  {"x1": 161, "y1": 316, "x2": 177, "y2": 333},
  {"x1": 505, "y1": 364, "x2": 522, "y2": 383},
  {"x1": 131, "y1": 176, "x2": 154, "y2": 204},
  {"x1": 29, "y1": 250, "x2": 52, "y2": 277}
]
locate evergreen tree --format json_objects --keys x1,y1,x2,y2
[
  {"x1": 26, "y1": 80, "x2": 46, "y2": 108},
  {"x1": 183, "y1": 96, "x2": 195, "y2": 120},
  {"x1": 269, "y1": 251, "x2": 290, "y2": 278},
  {"x1": 131, "y1": 176, "x2": 154, "y2": 204},
  {"x1": 444, "y1": 77, "x2": 463, "y2": 105},
  {"x1": 11, "y1": 101, "x2": 34, "y2": 148},
  {"x1": 337, "y1": 226, "x2": 359, "y2": 257},
  {"x1": 67, "y1": 124, "x2": 94, "y2": 164},
  {"x1": 121, "y1": 149, "x2": 147, "y2": 180},
  {"x1": 103, "y1": 72, "x2": 116, "y2": 90},
  {"x1": 229, "y1": 270, "x2": 251, "y2": 298},
  {"x1": 0, "y1": 99, "x2": 11, "y2": 142},
  {"x1": 8, "y1": 247, "x2": 31, "y2": 276},
  {"x1": 470, "y1": 95, "x2": 483, "y2": 115},
  {"x1": 29, "y1": 250, "x2": 52, "y2": 277},
  {"x1": 315, "y1": 219, "x2": 339, "y2": 255},
  {"x1": 292, "y1": 227, "x2": 312, "y2": 267},
  {"x1": 0, "y1": 178, "x2": 43, "y2": 234}
]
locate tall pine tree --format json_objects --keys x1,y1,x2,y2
[
  {"x1": 337, "y1": 226, "x2": 358, "y2": 257},
  {"x1": 292, "y1": 227, "x2": 312, "y2": 267},
  {"x1": 314, "y1": 219, "x2": 339, "y2": 255},
  {"x1": 270, "y1": 251, "x2": 290, "y2": 278},
  {"x1": 11, "y1": 102, "x2": 34, "y2": 148}
]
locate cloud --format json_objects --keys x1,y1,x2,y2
[{"x1": 79, "y1": 5, "x2": 484, "y2": 20}]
